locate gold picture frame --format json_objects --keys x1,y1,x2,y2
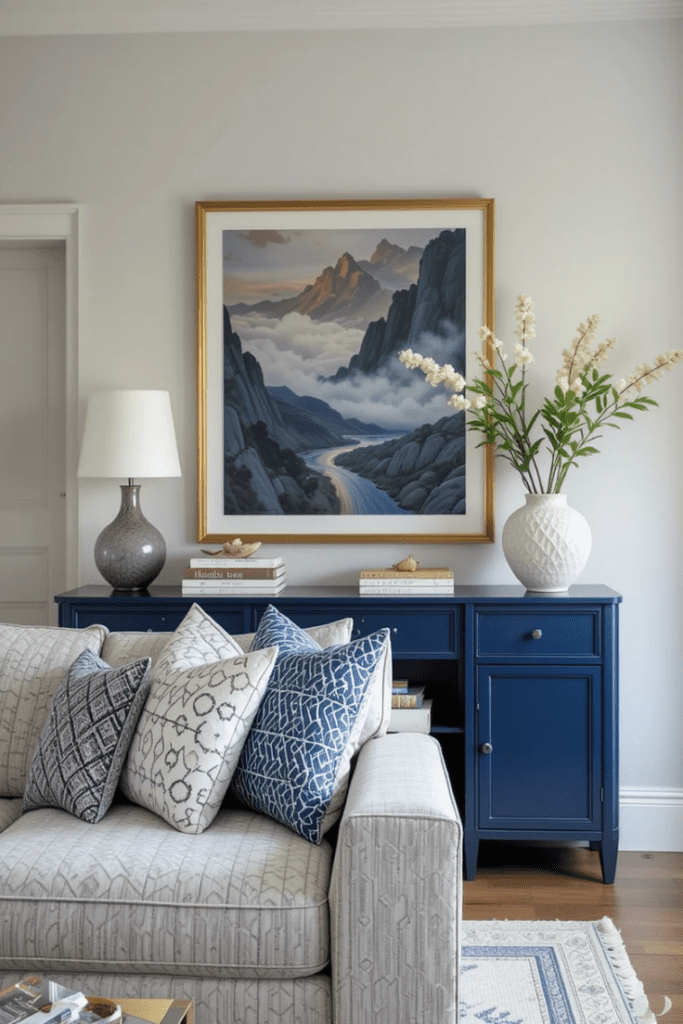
[{"x1": 196, "y1": 197, "x2": 495, "y2": 544}]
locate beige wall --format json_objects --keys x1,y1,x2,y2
[{"x1": 1, "y1": 20, "x2": 681, "y2": 844}]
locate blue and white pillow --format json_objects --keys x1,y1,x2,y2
[
  {"x1": 250, "y1": 603, "x2": 322, "y2": 657},
  {"x1": 234, "y1": 627, "x2": 390, "y2": 844}
]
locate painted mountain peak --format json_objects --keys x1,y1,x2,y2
[
  {"x1": 358, "y1": 238, "x2": 424, "y2": 290},
  {"x1": 229, "y1": 250, "x2": 393, "y2": 327},
  {"x1": 326, "y1": 228, "x2": 466, "y2": 382}
]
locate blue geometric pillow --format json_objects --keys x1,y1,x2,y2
[
  {"x1": 233, "y1": 628, "x2": 390, "y2": 843},
  {"x1": 251, "y1": 604, "x2": 322, "y2": 656}
]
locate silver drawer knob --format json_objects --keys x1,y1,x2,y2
[
  {"x1": 480, "y1": 742, "x2": 493, "y2": 755},
  {"x1": 531, "y1": 629, "x2": 542, "y2": 640}
]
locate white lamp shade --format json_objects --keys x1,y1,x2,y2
[{"x1": 77, "y1": 389, "x2": 182, "y2": 479}]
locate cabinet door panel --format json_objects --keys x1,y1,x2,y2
[{"x1": 477, "y1": 665, "x2": 602, "y2": 830}]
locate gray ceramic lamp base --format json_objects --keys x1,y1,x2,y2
[{"x1": 94, "y1": 484, "x2": 166, "y2": 590}]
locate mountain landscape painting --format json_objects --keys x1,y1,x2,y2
[{"x1": 221, "y1": 225, "x2": 469, "y2": 520}]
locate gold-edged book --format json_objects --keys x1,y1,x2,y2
[
  {"x1": 391, "y1": 686, "x2": 425, "y2": 708},
  {"x1": 360, "y1": 567, "x2": 453, "y2": 580}
]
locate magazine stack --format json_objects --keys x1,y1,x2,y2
[
  {"x1": 182, "y1": 555, "x2": 286, "y2": 596},
  {"x1": 358, "y1": 567, "x2": 454, "y2": 596}
]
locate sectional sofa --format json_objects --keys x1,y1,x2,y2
[{"x1": 0, "y1": 606, "x2": 461, "y2": 1024}]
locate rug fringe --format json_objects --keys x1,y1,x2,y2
[{"x1": 594, "y1": 917, "x2": 668, "y2": 1024}]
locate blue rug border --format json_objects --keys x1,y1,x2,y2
[{"x1": 462, "y1": 945, "x2": 574, "y2": 1024}]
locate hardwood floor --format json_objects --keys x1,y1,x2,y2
[{"x1": 463, "y1": 843, "x2": 683, "y2": 1022}]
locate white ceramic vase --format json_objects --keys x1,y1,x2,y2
[{"x1": 501, "y1": 493, "x2": 591, "y2": 592}]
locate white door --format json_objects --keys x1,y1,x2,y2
[{"x1": 0, "y1": 243, "x2": 67, "y2": 625}]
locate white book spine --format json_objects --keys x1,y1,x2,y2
[
  {"x1": 182, "y1": 583, "x2": 286, "y2": 593},
  {"x1": 360, "y1": 587, "x2": 454, "y2": 596},
  {"x1": 359, "y1": 579, "x2": 453, "y2": 588}
]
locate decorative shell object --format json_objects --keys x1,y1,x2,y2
[
  {"x1": 392, "y1": 555, "x2": 419, "y2": 572},
  {"x1": 202, "y1": 539, "x2": 262, "y2": 558}
]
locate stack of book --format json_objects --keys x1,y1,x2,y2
[
  {"x1": 181, "y1": 555, "x2": 286, "y2": 596},
  {"x1": 359, "y1": 567, "x2": 454, "y2": 596},
  {"x1": 391, "y1": 679, "x2": 425, "y2": 708},
  {"x1": 388, "y1": 679, "x2": 432, "y2": 733}
]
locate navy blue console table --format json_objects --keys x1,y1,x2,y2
[{"x1": 56, "y1": 584, "x2": 621, "y2": 883}]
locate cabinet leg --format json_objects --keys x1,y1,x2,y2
[
  {"x1": 463, "y1": 832, "x2": 479, "y2": 881},
  {"x1": 599, "y1": 834, "x2": 618, "y2": 884}
]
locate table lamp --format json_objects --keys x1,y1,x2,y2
[{"x1": 77, "y1": 389, "x2": 181, "y2": 590}]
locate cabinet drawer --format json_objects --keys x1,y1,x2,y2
[
  {"x1": 476, "y1": 608, "x2": 600, "y2": 658},
  {"x1": 354, "y1": 609, "x2": 460, "y2": 657},
  {"x1": 285, "y1": 608, "x2": 458, "y2": 657},
  {"x1": 65, "y1": 604, "x2": 248, "y2": 636}
]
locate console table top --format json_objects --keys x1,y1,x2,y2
[{"x1": 56, "y1": 584, "x2": 621, "y2": 603}]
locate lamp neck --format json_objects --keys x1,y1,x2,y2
[{"x1": 119, "y1": 482, "x2": 141, "y2": 511}]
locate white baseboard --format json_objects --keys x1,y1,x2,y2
[{"x1": 619, "y1": 787, "x2": 683, "y2": 851}]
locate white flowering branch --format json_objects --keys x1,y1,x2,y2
[{"x1": 399, "y1": 295, "x2": 683, "y2": 494}]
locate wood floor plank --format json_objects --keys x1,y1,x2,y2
[{"x1": 463, "y1": 845, "x2": 683, "y2": 1019}]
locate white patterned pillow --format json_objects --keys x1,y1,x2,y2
[
  {"x1": 23, "y1": 650, "x2": 152, "y2": 823},
  {"x1": 0, "y1": 622, "x2": 108, "y2": 797},
  {"x1": 121, "y1": 604, "x2": 278, "y2": 834},
  {"x1": 235, "y1": 627, "x2": 390, "y2": 843}
]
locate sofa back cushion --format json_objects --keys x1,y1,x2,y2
[
  {"x1": 0, "y1": 623, "x2": 108, "y2": 797},
  {"x1": 100, "y1": 617, "x2": 353, "y2": 671},
  {"x1": 101, "y1": 631, "x2": 173, "y2": 669}
]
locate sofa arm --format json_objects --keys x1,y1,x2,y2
[{"x1": 329, "y1": 732, "x2": 461, "y2": 1024}]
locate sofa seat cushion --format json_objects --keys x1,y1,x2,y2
[
  {"x1": 0, "y1": 804, "x2": 332, "y2": 979},
  {"x1": 0, "y1": 799, "x2": 23, "y2": 834}
]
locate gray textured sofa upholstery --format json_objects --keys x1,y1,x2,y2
[{"x1": 0, "y1": 620, "x2": 462, "y2": 1024}]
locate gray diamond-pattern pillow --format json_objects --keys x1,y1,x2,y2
[{"x1": 23, "y1": 650, "x2": 152, "y2": 823}]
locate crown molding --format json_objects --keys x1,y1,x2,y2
[{"x1": 1, "y1": 0, "x2": 682, "y2": 36}]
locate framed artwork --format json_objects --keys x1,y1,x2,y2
[{"x1": 196, "y1": 197, "x2": 495, "y2": 544}]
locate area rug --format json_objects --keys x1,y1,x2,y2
[{"x1": 462, "y1": 918, "x2": 657, "y2": 1024}]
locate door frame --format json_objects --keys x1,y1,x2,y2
[{"x1": 0, "y1": 204, "x2": 83, "y2": 590}]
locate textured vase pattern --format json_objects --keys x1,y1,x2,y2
[{"x1": 501, "y1": 493, "x2": 591, "y2": 592}]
